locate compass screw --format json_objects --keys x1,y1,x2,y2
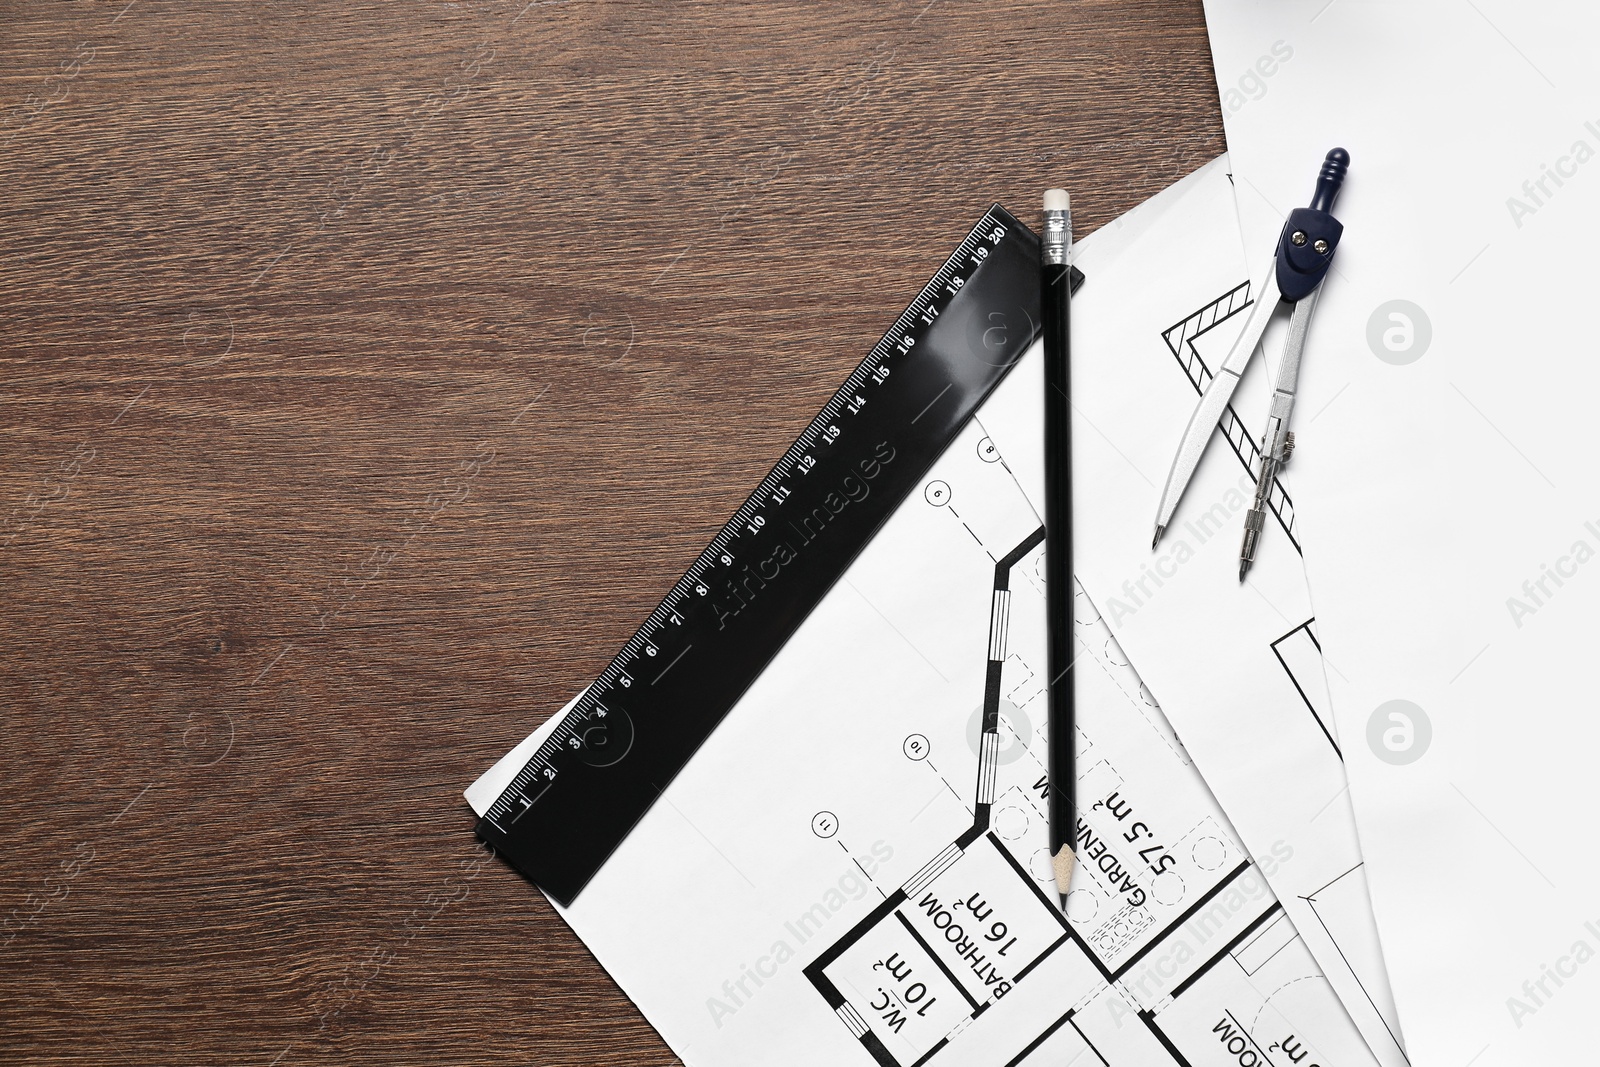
[
  {"x1": 1313, "y1": 238, "x2": 1330, "y2": 254},
  {"x1": 1282, "y1": 431, "x2": 1296, "y2": 460},
  {"x1": 1290, "y1": 230, "x2": 1307, "y2": 246}
]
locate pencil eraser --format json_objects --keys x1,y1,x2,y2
[{"x1": 1043, "y1": 188, "x2": 1070, "y2": 212}]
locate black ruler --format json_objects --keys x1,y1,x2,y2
[{"x1": 478, "y1": 206, "x2": 1082, "y2": 906}]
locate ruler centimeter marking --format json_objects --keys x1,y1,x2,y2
[{"x1": 478, "y1": 205, "x2": 1078, "y2": 906}]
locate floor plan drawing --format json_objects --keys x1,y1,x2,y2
[{"x1": 801, "y1": 454, "x2": 1375, "y2": 1067}]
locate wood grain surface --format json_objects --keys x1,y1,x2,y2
[{"x1": 0, "y1": 2, "x2": 1222, "y2": 1062}]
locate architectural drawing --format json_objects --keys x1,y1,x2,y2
[{"x1": 801, "y1": 445, "x2": 1375, "y2": 1067}]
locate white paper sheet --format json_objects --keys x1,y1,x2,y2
[
  {"x1": 980, "y1": 156, "x2": 1405, "y2": 1067},
  {"x1": 468, "y1": 182, "x2": 1378, "y2": 1066},
  {"x1": 1203, "y1": 2, "x2": 1600, "y2": 1062}
]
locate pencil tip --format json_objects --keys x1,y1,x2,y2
[
  {"x1": 1052, "y1": 847, "x2": 1076, "y2": 896},
  {"x1": 1238, "y1": 561, "x2": 1249, "y2": 582},
  {"x1": 1151, "y1": 524, "x2": 1164, "y2": 550}
]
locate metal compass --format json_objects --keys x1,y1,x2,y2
[{"x1": 1152, "y1": 148, "x2": 1349, "y2": 580}]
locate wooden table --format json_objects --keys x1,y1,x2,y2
[{"x1": 0, "y1": 2, "x2": 1220, "y2": 1061}]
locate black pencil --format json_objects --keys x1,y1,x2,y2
[{"x1": 1041, "y1": 188, "x2": 1076, "y2": 902}]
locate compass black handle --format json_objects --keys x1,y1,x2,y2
[
  {"x1": 1309, "y1": 147, "x2": 1350, "y2": 213},
  {"x1": 1277, "y1": 148, "x2": 1350, "y2": 301}
]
